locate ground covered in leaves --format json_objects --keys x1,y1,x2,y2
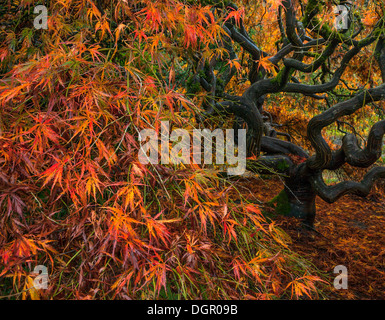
[{"x1": 233, "y1": 175, "x2": 385, "y2": 300}]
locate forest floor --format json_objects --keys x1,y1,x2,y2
[{"x1": 232, "y1": 175, "x2": 385, "y2": 300}]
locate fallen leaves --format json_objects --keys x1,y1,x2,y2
[{"x1": 244, "y1": 175, "x2": 385, "y2": 299}]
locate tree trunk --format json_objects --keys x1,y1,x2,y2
[{"x1": 272, "y1": 165, "x2": 316, "y2": 227}]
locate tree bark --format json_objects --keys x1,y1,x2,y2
[{"x1": 271, "y1": 164, "x2": 316, "y2": 227}]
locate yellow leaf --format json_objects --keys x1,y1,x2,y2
[{"x1": 23, "y1": 276, "x2": 40, "y2": 300}]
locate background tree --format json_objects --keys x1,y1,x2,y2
[{"x1": 184, "y1": 0, "x2": 385, "y2": 227}]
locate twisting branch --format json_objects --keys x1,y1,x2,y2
[
  {"x1": 283, "y1": 39, "x2": 340, "y2": 73},
  {"x1": 342, "y1": 120, "x2": 385, "y2": 168},
  {"x1": 375, "y1": 36, "x2": 385, "y2": 82},
  {"x1": 306, "y1": 84, "x2": 385, "y2": 170},
  {"x1": 282, "y1": 0, "x2": 303, "y2": 47},
  {"x1": 311, "y1": 167, "x2": 385, "y2": 203}
]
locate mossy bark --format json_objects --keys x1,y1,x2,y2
[
  {"x1": 272, "y1": 188, "x2": 316, "y2": 228},
  {"x1": 270, "y1": 168, "x2": 316, "y2": 228}
]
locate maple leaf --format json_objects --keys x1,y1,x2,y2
[
  {"x1": 22, "y1": 276, "x2": 40, "y2": 300},
  {"x1": 224, "y1": 6, "x2": 245, "y2": 27},
  {"x1": 257, "y1": 55, "x2": 277, "y2": 75},
  {"x1": 184, "y1": 25, "x2": 198, "y2": 48}
]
